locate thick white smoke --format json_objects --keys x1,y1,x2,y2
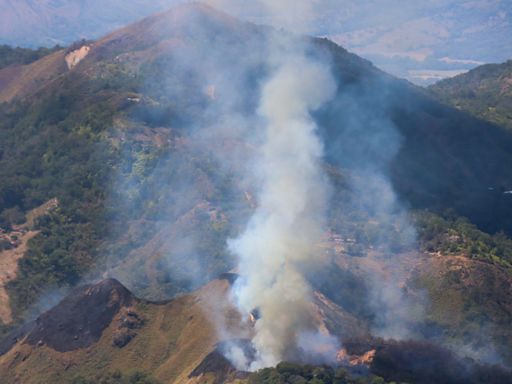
[{"x1": 228, "y1": 47, "x2": 338, "y2": 369}]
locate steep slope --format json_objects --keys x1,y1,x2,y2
[
  {"x1": 0, "y1": 45, "x2": 62, "y2": 70},
  {"x1": 0, "y1": 3, "x2": 511, "y2": 365},
  {"x1": 0, "y1": 278, "x2": 233, "y2": 383},
  {"x1": 0, "y1": 277, "x2": 368, "y2": 384},
  {"x1": 429, "y1": 60, "x2": 512, "y2": 130},
  {"x1": 0, "y1": 3, "x2": 250, "y2": 104},
  {"x1": 1, "y1": 3, "x2": 511, "y2": 234},
  {"x1": 0, "y1": 48, "x2": 68, "y2": 103},
  {"x1": 0, "y1": 230, "x2": 38, "y2": 324},
  {"x1": 416, "y1": 254, "x2": 512, "y2": 357},
  {"x1": 1, "y1": 275, "x2": 511, "y2": 384}
]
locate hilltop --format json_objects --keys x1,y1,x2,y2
[
  {"x1": 1, "y1": 277, "x2": 511, "y2": 383},
  {"x1": 430, "y1": 60, "x2": 512, "y2": 130},
  {"x1": 0, "y1": 278, "x2": 365, "y2": 383}
]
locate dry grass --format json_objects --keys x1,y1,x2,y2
[
  {"x1": 0, "y1": 50, "x2": 67, "y2": 102},
  {"x1": 0, "y1": 280, "x2": 250, "y2": 384}
]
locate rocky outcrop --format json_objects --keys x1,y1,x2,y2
[{"x1": 65, "y1": 45, "x2": 90, "y2": 69}]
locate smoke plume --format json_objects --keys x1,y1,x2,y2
[
  {"x1": 102, "y1": 0, "x2": 426, "y2": 370},
  {"x1": 228, "y1": 36, "x2": 338, "y2": 369}
]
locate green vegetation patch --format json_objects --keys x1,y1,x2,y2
[
  {"x1": 248, "y1": 363, "x2": 389, "y2": 384},
  {"x1": 414, "y1": 211, "x2": 512, "y2": 268},
  {"x1": 0, "y1": 44, "x2": 62, "y2": 70},
  {"x1": 71, "y1": 370, "x2": 161, "y2": 384}
]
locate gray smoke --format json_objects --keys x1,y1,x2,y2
[
  {"x1": 103, "y1": 0, "x2": 424, "y2": 369},
  {"x1": 228, "y1": 48, "x2": 338, "y2": 369}
]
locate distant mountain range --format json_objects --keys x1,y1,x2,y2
[
  {"x1": 322, "y1": 0, "x2": 512, "y2": 84},
  {"x1": 0, "y1": 0, "x2": 511, "y2": 85},
  {"x1": 0, "y1": 0, "x2": 181, "y2": 46}
]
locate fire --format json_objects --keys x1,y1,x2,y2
[
  {"x1": 248, "y1": 308, "x2": 260, "y2": 325},
  {"x1": 336, "y1": 348, "x2": 376, "y2": 367}
]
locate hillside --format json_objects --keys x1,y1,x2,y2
[
  {"x1": 1, "y1": 276, "x2": 511, "y2": 383},
  {"x1": 0, "y1": 278, "x2": 230, "y2": 383},
  {"x1": 0, "y1": 3, "x2": 511, "y2": 380},
  {"x1": 0, "y1": 3, "x2": 510, "y2": 234},
  {"x1": 0, "y1": 45, "x2": 62, "y2": 70},
  {"x1": 0, "y1": 278, "x2": 366, "y2": 383},
  {"x1": 429, "y1": 60, "x2": 512, "y2": 130}
]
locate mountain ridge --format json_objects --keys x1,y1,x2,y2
[
  {"x1": 1, "y1": 276, "x2": 511, "y2": 383},
  {"x1": 0, "y1": 277, "x2": 369, "y2": 383},
  {"x1": 429, "y1": 59, "x2": 512, "y2": 131}
]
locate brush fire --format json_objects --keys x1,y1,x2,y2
[{"x1": 336, "y1": 348, "x2": 376, "y2": 367}]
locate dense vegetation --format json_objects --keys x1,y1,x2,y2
[
  {"x1": 0, "y1": 49, "x2": 240, "y2": 317},
  {"x1": 415, "y1": 211, "x2": 512, "y2": 267},
  {"x1": 249, "y1": 345, "x2": 512, "y2": 384},
  {"x1": 429, "y1": 60, "x2": 512, "y2": 130},
  {"x1": 71, "y1": 371, "x2": 161, "y2": 384},
  {"x1": 249, "y1": 363, "x2": 388, "y2": 384},
  {"x1": 0, "y1": 45, "x2": 61, "y2": 70},
  {"x1": 0, "y1": 66, "x2": 131, "y2": 319}
]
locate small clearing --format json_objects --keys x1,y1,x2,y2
[{"x1": 0, "y1": 198, "x2": 59, "y2": 323}]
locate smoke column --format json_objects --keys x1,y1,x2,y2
[{"x1": 228, "y1": 38, "x2": 338, "y2": 369}]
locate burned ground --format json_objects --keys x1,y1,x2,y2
[
  {"x1": 18, "y1": 279, "x2": 135, "y2": 353},
  {"x1": 370, "y1": 339, "x2": 512, "y2": 384}
]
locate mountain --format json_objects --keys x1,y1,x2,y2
[
  {"x1": 1, "y1": 4, "x2": 511, "y2": 234},
  {"x1": 429, "y1": 60, "x2": 512, "y2": 130},
  {"x1": 0, "y1": 0, "x2": 183, "y2": 47},
  {"x1": 0, "y1": 278, "x2": 364, "y2": 383},
  {"x1": 0, "y1": 278, "x2": 230, "y2": 383},
  {"x1": 2, "y1": 1, "x2": 511, "y2": 86},
  {"x1": 0, "y1": 3, "x2": 512, "y2": 380},
  {"x1": 1, "y1": 277, "x2": 511, "y2": 383}
]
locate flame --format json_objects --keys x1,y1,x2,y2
[{"x1": 336, "y1": 348, "x2": 376, "y2": 367}]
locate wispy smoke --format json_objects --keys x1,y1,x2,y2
[
  {"x1": 102, "y1": 0, "x2": 426, "y2": 370},
  {"x1": 228, "y1": 32, "x2": 338, "y2": 368},
  {"x1": 101, "y1": 0, "x2": 421, "y2": 368}
]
